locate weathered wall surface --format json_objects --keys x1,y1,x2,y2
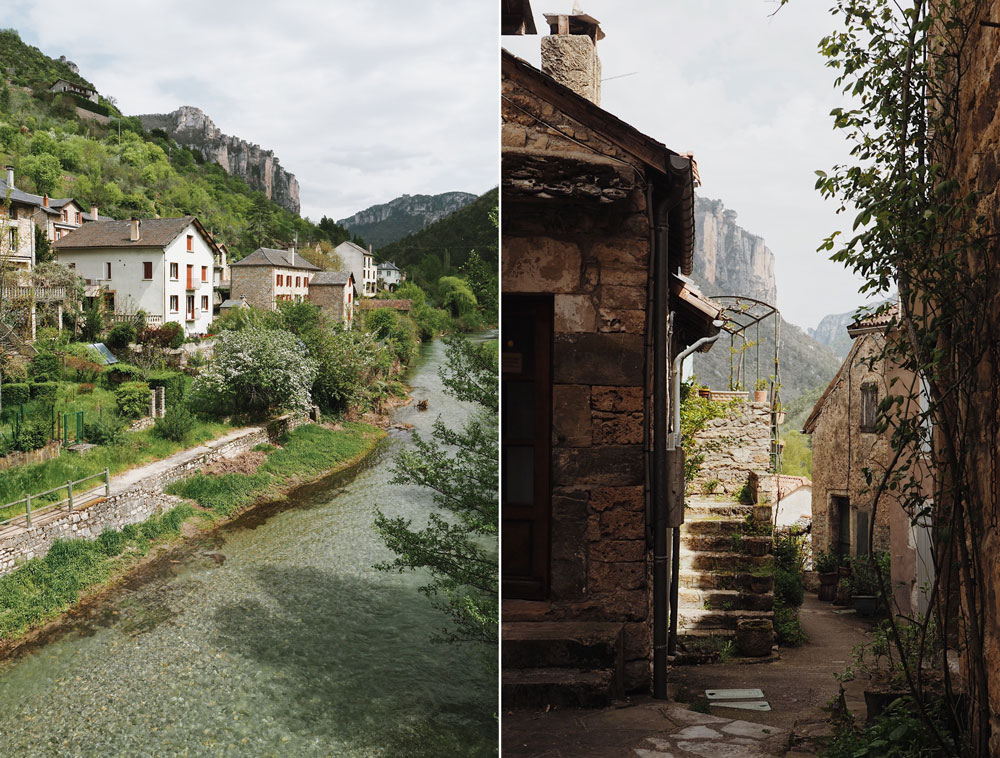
[
  {"x1": 502, "y1": 69, "x2": 652, "y2": 691},
  {"x1": 0, "y1": 441, "x2": 60, "y2": 472},
  {"x1": 0, "y1": 416, "x2": 304, "y2": 575},
  {"x1": 688, "y1": 397, "x2": 772, "y2": 500}
]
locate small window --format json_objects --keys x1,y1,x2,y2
[
  {"x1": 860, "y1": 384, "x2": 878, "y2": 433},
  {"x1": 201, "y1": 295, "x2": 209, "y2": 311},
  {"x1": 201, "y1": 266, "x2": 208, "y2": 282},
  {"x1": 142, "y1": 261, "x2": 152, "y2": 279},
  {"x1": 277, "y1": 274, "x2": 283, "y2": 286},
  {"x1": 104, "y1": 262, "x2": 112, "y2": 280},
  {"x1": 75, "y1": 212, "x2": 81, "y2": 224},
  {"x1": 68, "y1": 262, "x2": 76, "y2": 270},
  {"x1": 169, "y1": 295, "x2": 179, "y2": 312},
  {"x1": 54, "y1": 228, "x2": 62, "y2": 241},
  {"x1": 295, "y1": 276, "x2": 301, "y2": 287},
  {"x1": 170, "y1": 262, "x2": 178, "y2": 280},
  {"x1": 8, "y1": 228, "x2": 16, "y2": 250},
  {"x1": 186, "y1": 235, "x2": 193, "y2": 251},
  {"x1": 61, "y1": 210, "x2": 67, "y2": 222}
]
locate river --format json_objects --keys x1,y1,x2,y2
[{"x1": 0, "y1": 335, "x2": 498, "y2": 757}]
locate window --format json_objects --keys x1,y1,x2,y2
[
  {"x1": 201, "y1": 266, "x2": 208, "y2": 282},
  {"x1": 169, "y1": 295, "x2": 179, "y2": 312},
  {"x1": 7, "y1": 228, "x2": 16, "y2": 250},
  {"x1": 186, "y1": 295, "x2": 195, "y2": 319},
  {"x1": 143, "y1": 261, "x2": 153, "y2": 279},
  {"x1": 295, "y1": 276, "x2": 301, "y2": 287},
  {"x1": 860, "y1": 383, "x2": 878, "y2": 433},
  {"x1": 61, "y1": 210, "x2": 67, "y2": 222},
  {"x1": 304, "y1": 276, "x2": 309, "y2": 287},
  {"x1": 170, "y1": 262, "x2": 178, "y2": 279},
  {"x1": 54, "y1": 228, "x2": 62, "y2": 241},
  {"x1": 75, "y1": 212, "x2": 81, "y2": 224},
  {"x1": 186, "y1": 235, "x2": 193, "y2": 251},
  {"x1": 201, "y1": 295, "x2": 209, "y2": 311},
  {"x1": 277, "y1": 274, "x2": 283, "y2": 286},
  {"x1": 104, "y1": 262, "x2": 112, "y2": 280}
]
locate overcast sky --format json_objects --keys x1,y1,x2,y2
[
  {"x1": 3, "y1": 1, "x2": 497, "y2": 225},
  {"x1": 504, "y1": 1, "x2": 874, "y2": 330}
]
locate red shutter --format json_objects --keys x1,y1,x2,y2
[{"x1": 143, "y1": 261, "x2": 152, "y2": 279}]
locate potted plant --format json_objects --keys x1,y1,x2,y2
[
  {"x1": 834, "y1": 576, "x2": 852, "y2": 606},
  {"x1": 815, "y1": 549, "x2": 840, "y2": 601},
  {"x1": 850, "y1": 555, "x2": 887, "y2": 617},
  {"x1": 753, "y1": 378, "x2": 769, "y2": 403},
  {"x1": 736, "y1": 618, "x2": 773, "y2": 657},
  {"x1": 774, "y1": 403, "x2": 786, "y2": 426}
]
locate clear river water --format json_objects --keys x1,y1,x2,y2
[{"x1": 0, "y1": 335, "x2": 498, "y2": 757}]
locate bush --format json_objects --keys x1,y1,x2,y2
[
  {"x1": 78, "y1": 383, "x2": 94, "y2": 394},
  {"x1": 96, "y1": 528, "x2": 127, "y2": 557},
  {"x1": 115, "y1": 381, "x2": 150, "y2": 419},
  {"x1": 146, "y1": 371, "x2": 187, "y2": 405},
  {"x1": 30, "y1": 381, "x2": 59, "y2": 406},
  {"x1": 775, "y1": 567, "x2": 805, "y2": 607},
  {"x1": 154, "y1": 405, "x2": 195, "y2": 442},
  {"x1": 163, "y1": 321, "x2": 185, "y2": 349},
  {"x1": 2, "y1": 382, "x2": 30, "y2": 406},
  {"x1": 30, "y1": 352, "x2": 60, "y2": 382},
  {"x1": 140, "y1": 321, "x2": 183, "y2": 349},
  {"x1": 13, "y1": 416, "x2": 50, "y2": 452},
  {"x1": 106, "y1": 321, "x2": 137, "y2": 349},
  {"x1": 103, "y1": 363, "x2": 145, "y2": 386},
  {"x1": 86, "y1": 412, "x2": 126, "y2": 446}
]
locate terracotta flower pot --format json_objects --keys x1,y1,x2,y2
[
  {"x1": 736, "y1": 619, "x2": 773, "y2": 657},
  {"x1": 754, "y1": 390, "x2": 768, "y2": 403}
]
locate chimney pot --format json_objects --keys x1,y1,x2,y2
[
  {"x1": 5, "y1": 166, "x2": 13, "y2": 188},
  {"x1": 541, "y1": 8, "x2": 604, "y2": 105},
  {"x1": 129, "y1": 217, "x2": 140, "y2": 242},
  {"x1": 43, "y1": 194, "x2": 49, "y2": 207},
  {"x1": 91, "y1": 205, "x2": 98, "y2": 220}
]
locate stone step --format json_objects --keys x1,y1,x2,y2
[
  {"x1": 679, "y1": 551, "x2": 773, "y2": 573},
  {"x1": 677, "y1": 588, "x2": 774, "y2": 612},
  {"x1": 501, "y1": 667, "x2": 617, "y2": 709},
  {"x1": 680, "y1": 533, "x2": 743, "y2": 553},
  {"x1": 502, "y1": 621, "x2": 623, "y2": 672},
  {"x1": 678, "y1": 569, "x2": 775, "y2": 593},
  {"x1": 670, "y1": 630, "x2": 737, "y2": 665},
  {"x1": 685, "y1": 503, "x2": 756, "y2": 520},
  {"x1": 677, "y1": 608, "x2": 774, "y2": 632},
  {"x1": 680, "y1": 518, "x2": 745, "y2": 535}
]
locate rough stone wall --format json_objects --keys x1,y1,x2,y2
[
  {"x1": 309, "y1": 284, "x2": 347, "y2": 323},
  {"x1": 0, "y1": 415, "x2": 305, "y2": 575},
  {"x1": 688, "y1": 398, "x2": 772, "y2": 500},
  {"x1": 230, "y1": 266, "x2": 274, "y2": 311},
  {"x1": 503, "y1": 69, "x2": 652, "y2": 692},
  {"x1": 540, "y1": 34, "x2": 601, "y2": 105},
  {"x1": 0, "y1": 441, "x2": 60, "y2": 472}
]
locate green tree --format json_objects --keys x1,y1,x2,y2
[
  {"x1": 20, "y1": 153, "x2": 61, "y2": 195},
  {"x1": 374, "y1": 336, "x2": 498, "y2": 645},
  {"x1": 437, "y1": 276, "x2": 477, "y2": 318}
]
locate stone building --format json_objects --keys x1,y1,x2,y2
[
  {"x1": 501, "y1": 10, "x2": 721, "y2": 704},
  {"x1": 308, "y1": 270, "x2": 355, "y2": 325},
  {"x1": 229, "y1": 247, "x2": 319, "y2": 311},
  {"x1": 0, "y1": 166, "x2": 109, "y2": 250},
  {"x1": 803, "y1": 306, "x2": 933, "y2": 616},
  {"x1": 333, "y1": 241, "x2": 377, "y2": 297},
  {"x1": 49, "y1": 78, "x2": 98, "y2": 103}
]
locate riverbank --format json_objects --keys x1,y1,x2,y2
[{"x1": 0, "y1": 419, "x2": 386, "y2": 658}]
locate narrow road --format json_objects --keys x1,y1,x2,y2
[{"x1": 503, "y1": 594, "x2": 875, "y2": 757}]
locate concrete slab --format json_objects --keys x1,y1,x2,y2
[
  {"x1": 706, "y1": 688, "x2": 764, "y2": 699},
  {"x1": 673, "y1": 725, "x2": 722, "y2": 739}
]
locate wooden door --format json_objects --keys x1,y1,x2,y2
[{"x1": 501, "y1": 295, "x2": 552, "y2": 600}]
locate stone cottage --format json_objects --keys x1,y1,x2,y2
[
  {"x1": 803, "y1": 305, "x2": 933, "y2": 616},
  {"x1": 501, "y1": 10, "x2": 721, "y2": 705},
  {"x1": 229, "y1": 247, "x2": 319, "y2": 311},
  {"x1": 308, "y1": 270, "x2": 356, "y2": 326}
]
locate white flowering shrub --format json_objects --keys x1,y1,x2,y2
[{"x1": 192, "y1": 327, "x2": 317, "y2": 415}]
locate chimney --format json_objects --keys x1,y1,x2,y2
[
  {"x1": 91, "y1": 205, "x2": 98, "y2": 220},
  {"x1": 43, "y1": 194, "x2": 49, "y2": 207},
  {"x1": 129, "y1": 217, "x2": 140, "y2": 242},
  {"x1": 541, "y1": 5, "x2": 604, "y2": 105},
  {"x1": 5, "y1": 166, "x2": 13, "y2": 188}
]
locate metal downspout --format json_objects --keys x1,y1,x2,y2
[
  {"x1": 643, "y1": 185, "x2": 656, "y2": 551},
  {"x1": 652, "y1": 185, "x2": 670, "y2": 700}
]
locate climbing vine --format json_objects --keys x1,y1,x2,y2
[{"x1": 815, "y1": 0, "x2": 994, "y2": 754}]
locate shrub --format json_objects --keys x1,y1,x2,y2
[
  {"x1": 86, "y1": 412, "x2": 126, "y2": 446},
  {"x1": 106, "y1": 321, "x2": 137, "y2": 349},
  {"x1": 154, "y1": 405, "x2": 195, "y2": 442},
  {"x1": 30, "y1": 381, "x2": 59, "y2": 406},
  {"x1": 96, "y1": 528, "x2": 127, "y2": 557},
  {"x1": 103, "y1": 363, "x2": 145, "y2": 386},
  {"x1": 13, "y1": 416, "x2": 50, "y2": 452},
  {"x1": 30, "y1": 352, "x2": 60, "y2": 382},
  {"x1": 146, "y1": 371, "x2": 187, "y2": 405},
  {"x1": 115, "y1": 381, "x2": 150, "y2": 419},
  {"x1": 775, "y1": 567, "x2": 805, "y2": 607},
  {"x1": 78, "y1": 383, "x2": 94, "y2": 394},
  {"x1": 163, "y1": 321, "x2": 184, "y2": 349},
  {"x1": 2, "y1": 382, "x2": 30, "y2": 406}
]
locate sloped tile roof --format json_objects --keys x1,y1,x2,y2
[
  {"x1": 310, "y1": 270, "x2": 352, "y2": 285},
  {"x1": 53, "y1": 216, "x2": 199, "y2": 249},
  {"x1": 230, "y1": 247, "x2": 320, "y2": 270}
]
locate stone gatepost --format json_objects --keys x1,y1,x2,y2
[
  {"x1": 157, "y1": 387, "x2": 165, "y2": 417},
  {"x1": 149, "y1": 390, "x2": 156, "y2": 419}
]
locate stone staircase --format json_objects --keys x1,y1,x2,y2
[
  {"x1": 0, "y1": 320, "x2": 36, "y2": 360},
  {"x1": 673, "y1": 496, "x2": 775, "y2": 663},
  {"x1": 502, "y1": 617, "x2": 625, "y2": 708}
]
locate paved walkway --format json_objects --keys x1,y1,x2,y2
[{"x1": 503, "y1": 594, "x2": 876, "y2": 757}]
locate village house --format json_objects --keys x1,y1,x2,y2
[
  {"x1": 0, "y1": 183, "x2": 40, "y2": 273},
  {"x1": 501, "y1": 9, "x2": 721, "y2": 704},
  {"x1": 334, "y1": 240, "x2": 377, "y2": 297},
  {"x1": 48, "y1": 78, "x2": 98, "y2": 103},
  {"x1": 376, "y1": 260, "x2": 402, "y2": 291},
  {"x1": 228, "y1": 247, "x2": 319, "y2": 311},
  {"x1": 53, "y1": 215, "x2": 219, "y2": 335},
  {"x1": 803, "y1": 305, "x2": 934, "y2": 616},
  {"x1": 212, "y1": 241, "x2": 232, "y2": 311},
  {"x1": 0, "y1": 167, "x2": 108, "y2": 246},
  {"x1": 308, "y1": 270, "x2": 356, "y2": 325}
]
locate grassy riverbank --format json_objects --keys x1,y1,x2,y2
[{"x1": 0, "y1": 422, "x2": 384, "y2": 644}]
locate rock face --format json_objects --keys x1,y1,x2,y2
[
  {"x1": 809, "y1": 310, "x2": 856, "y2": 359},
  {"x1": 138, "y1": 106, "x2": 300, "y2": 215},
  {"x1": 338, "y1": 192, "x2": 478, "y2": 248},
  {"x1": 694, "y1": 196, "x2": 776, "y2": 305}
]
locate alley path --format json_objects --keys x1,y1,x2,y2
[{"x1": 502, "y1": 594, "x2": 874, "y2": 757}]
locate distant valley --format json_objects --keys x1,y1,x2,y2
[{"x1": 338, "y1": 192, "x2": 478, "y2": 249}]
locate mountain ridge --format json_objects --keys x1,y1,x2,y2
[{"x1": 338, "y1": 191, "x2": 478, "y2": 249}]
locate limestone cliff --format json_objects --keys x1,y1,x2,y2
[
  {"x1": 138, "y1": 106, "x2": 300, "y2": 215},
  {"x1": 338, "y1": 192, "x2": 478, "y2": 249},
  {"x1": 694, "y1": 195, "x2": 777, "y2": 305}
]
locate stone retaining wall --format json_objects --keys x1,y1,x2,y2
[
  {"x1": 0, "y1": 414, "x2": 306, "y2": 575},
  {"x1": 0, "y1": 441, "x2": 61, "y2": 472},
  {"x1": 689, "y1": 399, "x2": 773, "y2": 501}
]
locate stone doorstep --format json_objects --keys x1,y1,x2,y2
[
  {"x1": 677, "y1": 608, "x2": 774, "y2": 632},
  {"x1": 678, "y1": 587, "x2": 774, "y2": 612},
  {"x1": 502, "y1": 667, "x2": 617, "y2": 710},
  {"x1": 502, "y1": 621, "x2": 624, "y2": 671},
  {"x1": 681, "y1": 551, "x2": 771, "y2": 572},
  {"x1": 681, "y1": 518, "x2": 745, "y2": 535}
]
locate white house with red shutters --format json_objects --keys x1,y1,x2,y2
[{"x1": 53, "y1": 215, "x2": 220, "y2": 335}]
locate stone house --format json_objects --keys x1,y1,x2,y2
[
  {"x1": 0, "y1": 185, "x2": 40, "y2": 274},
  {"x1": 53, "y1": 216, "x2": 219, "y2": 335},
  {"x1": 376, "y1": 261, "x2": 402, "y2": 291},
  {"x1": 334, "y1": 241, "x2": 377, "y2": 297},
  {"x1": 803, "y1": 306, "x2": 933, "y2": 616},
  {"x1": 49, "y1": 78, "x2": 98, "y2": 103},
  {"x1": 229, "y1": 247, "x2": 319, "y2": 311},
  {"x1": 308, "y1": 270, "x2": 356, "y2": 326},
  {"x1": 0, "y1": 167, "x2": 108, "y2": 249},
  {"x1": 501, "y1": 10, "x2": 721, "y2": 703}
]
